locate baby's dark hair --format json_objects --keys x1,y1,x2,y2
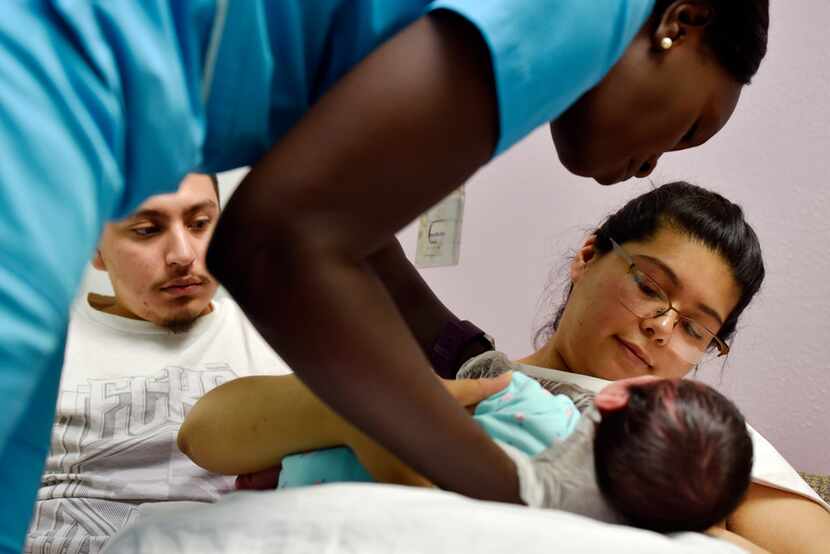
[
  {"x1": 594, "y1": 379, "x2": 753, "y2": 532},
  {"x1": 536, "y1": 182, "x2": 765, "y2": 354},
  {"x1": 650, "y1": 0, "x2": 769, "y2": 84}
]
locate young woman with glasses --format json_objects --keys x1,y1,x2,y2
[{"x1": 520, "y1": 181, "x2": 829, "y2": 552}]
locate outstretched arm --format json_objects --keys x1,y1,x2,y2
[
  {"x1": 178, "y1": 374, "x2": 352, "y2": 476},
  {"x1": 207, "y1": 12, "x2": 520, "y2": 502},
  {"x1": 178, "y1": 373, "x2": 512, "y2": 484}
]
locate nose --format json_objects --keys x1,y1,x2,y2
[
  {"x1": 635, "y1": 154, "x2": 660, "y2": 178},
  {"x1": 640, "y1": 311, "x2": 676, "y2": 346},
  {"x1": 165, "y1": 225, "x2": 197, "y2": 267}
]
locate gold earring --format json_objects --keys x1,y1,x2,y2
[{"x1": 660, "y1": 37, "x2": 673, "y2": 50}]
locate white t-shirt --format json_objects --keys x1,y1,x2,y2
[{"x1": 26, "y1": 296, "x2": 291, "y2": 554}]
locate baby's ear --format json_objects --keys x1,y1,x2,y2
[
  {"x1": 595, "y1": 375, "x2": 662, "y2": 413},
  {"x1": 594, "y1": 389, "x2": 629, "y2": 413}
]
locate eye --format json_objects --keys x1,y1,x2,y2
[
  {"x1": 633, "y1": 272, "x2": 662, "y2": 299},
  {"x1": 190, "y1": 217, "x2": 212, "y2": 231},
  {"x1": 681, "y1": 319, "x2": 706, "y2": 341},
  {"x1": 132, "y1": 225, "x2": 160, "y2": 238}
]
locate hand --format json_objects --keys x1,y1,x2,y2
[
  {"x1": 235, "y1": 465, "x2": 281, "y2": 490},
  {"x1": 441, "y1": 371, "x2": 512, "y2": 414}
]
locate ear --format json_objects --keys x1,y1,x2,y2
[
  {"x1": 594, "y1": 385, "x2": 630, "y2": 413},
  {"x1": 91, "y1": 248, "x2": 106, "y2": 271},
  {"x1": 595, "y1": 375, "x2": 662, "y2": 413},
  {"x1": 653, "y1": 1, "x2": 713, "y2": 50},
  {"x1": 569, "y1": 234, "x2": 599, "y2": 283}
]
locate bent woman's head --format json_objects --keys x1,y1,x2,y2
[
  {"x1": 551, "y1": 1, "x2": 769, "y2": 184},
  {"x1": 529, "y1": 181, "x2": 764, "y2": 380}
]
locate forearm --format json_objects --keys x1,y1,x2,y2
[
  {"x1": 206, "y1": 14, "x2": 519, "y2": 502},
  {"x1": 178, "y1": 375, "x2": 355, "y2": 475},
  {"x1": 367, "y1": 239, "x2": 455, "y2": 358},
  {"x1": 213, "y1": 241, "x2": 519, "y2": 500}
]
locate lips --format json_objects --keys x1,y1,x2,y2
[
  {"x1": 161, "y1": 277, "x2": 203, "y2": 289},
  {"x1": 159, "y1": 276, "x2": 207, "y2": 297},
  {"x1": 615, "y1": 336, "x2": 653, "y2": 369}
]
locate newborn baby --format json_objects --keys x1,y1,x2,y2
[{"x1": 180, "y1": 352, "x2": 753, "y2": 533}]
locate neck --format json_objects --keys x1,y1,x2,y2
[{"x1": 517, "y1": 336, "x2": 572, "y2": 373}]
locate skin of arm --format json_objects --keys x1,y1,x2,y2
[
  {"x1": 367, "y1": 239, "x2": 493, "y2": 379},
  {"x1": 726, "y1": 483, "x2": 830, "y2": 554},
  {"x1": 177, "y1": 373, "x2": 511, "y2": 484},
  {"x1": 707, "y1": 521, "x2": 770, "y2": 554},
  {"x1": 206, "y1": 12, "x2": 521, "y2": 502}
]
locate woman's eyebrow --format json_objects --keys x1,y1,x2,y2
[
  {"x1": 637, "y1": 254, "x2": 679, "y2": 286},
  {"x1": 637, "y1": 254, "x2": 725, "y2": 325}
]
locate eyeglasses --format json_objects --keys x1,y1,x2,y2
[{"x1": 610, "y1": 238, "x2": 729, "y2": 364}]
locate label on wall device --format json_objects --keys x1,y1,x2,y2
[{"x1": 415, "y1": 187, "x2": 465, "y2": 268}]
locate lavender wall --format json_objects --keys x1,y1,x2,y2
[{"x1": 398, "y1": 1, "x2": 830, "y2": 474}]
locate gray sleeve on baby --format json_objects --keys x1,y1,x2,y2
[{"x1": 497, "y1": 407, "x2": 625, "y2": 525}]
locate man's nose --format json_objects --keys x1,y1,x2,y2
[{"x1": 166, "y1": 227, "x2": 197, "y2": 267}]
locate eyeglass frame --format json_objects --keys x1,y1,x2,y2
[{"x1": 609, "y1": 237, "x2": 730, "y2": 358}]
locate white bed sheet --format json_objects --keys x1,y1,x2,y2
[{"x1": 103, "y1": 484, "x2": 746, "y2": 554}]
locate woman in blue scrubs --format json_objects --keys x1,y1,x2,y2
[{"x1": 0, "y1": 1, "x2": 768, "y2": 551}]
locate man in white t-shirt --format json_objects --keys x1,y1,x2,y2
[{"x1": 25, "y1": 174, "x2": 292, "y2": 554}]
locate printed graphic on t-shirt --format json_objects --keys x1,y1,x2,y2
[{"x1": 27, "y1": 364, "x2": 238, "y2": 554}]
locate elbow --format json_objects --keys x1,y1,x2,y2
[
  {"x1": 176, "y1": 405, "x2": 224, "y2": 473},
  {"x1": 177, "y1": 414, "x2": 206, "y2": 467},
  {"x1": 176, "y1": 424, "x2": 192, "y2": 459},
  {"x1": 207, "y1": 195, "x2": 321, "y2": 299}
]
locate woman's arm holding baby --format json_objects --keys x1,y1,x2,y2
[
  {"x1": 177, "y1": 373, "x2": 510, "y2": 480},
  {"x1": 727, "y1": 483, "x2": 830, "y2": 554},
  {"x1": 707, "y1": 521, "x2": 770, "y2": 554},
  {"x1": 177, "y1": 374, "x2": 350, "y2": 475}
]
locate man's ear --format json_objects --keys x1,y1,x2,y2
[
  {"x1": 91, "y1": 248, "x2": 106, "y2": 271},
  {"x1": 569, "y1": 234, "x2": 599, "y2": 283},
  {"x1": 652, "y1": 1, "x2": 713, "y2": 49}
]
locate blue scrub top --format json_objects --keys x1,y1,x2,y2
[{"x1": 0, "y1": 1, "x2": 653, "y2": 550}]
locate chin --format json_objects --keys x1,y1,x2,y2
[{"x1": 158, "y1": 309, "x2": 203, "y2": 331}]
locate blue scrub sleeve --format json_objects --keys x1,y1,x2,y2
[
  {"x1": 428, "y1": 0, "x2": 655, "y2": 154},
  {"x1": 0, "y1": 5, "x2": 126, "y2": 551}
]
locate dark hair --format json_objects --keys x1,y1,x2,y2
[
  {"x1": 536, "y1": 181, "x2": 765, "y2": 356},
  {"x1": 594, "y1": 379, "x2": 754, "y2": 532},
  {"x1": 651, "y1": 0, "x2": 769, "y2": 84}
]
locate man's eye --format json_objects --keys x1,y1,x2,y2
[
  {"x1": 132, "y1": 226, "x2": 159, "y2": 237},
  {"x1": 190, "y1": 218, "x2": 211, "y2": 231}
]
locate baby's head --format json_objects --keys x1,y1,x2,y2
[{"x1": 594, "y1": 378, "x2": 753, "y2": 532}]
